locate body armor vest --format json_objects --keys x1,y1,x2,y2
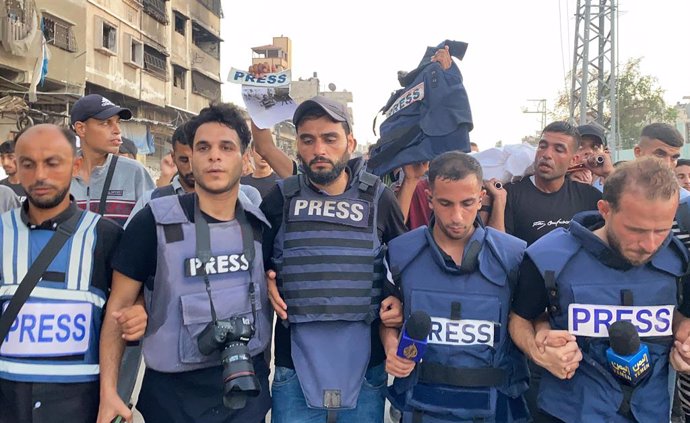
[
  {"x1": 388, "y1": 224, "x2": 529, "y2": 422},
  {"x1": 142, "y1": 194, "x2": 271, "y2": 373},
  {"x1": 272, "y1": 168, "x2": 386, "y2": 412},
  {"x1": 0, "y1": 209, "x2": 104, "y2": 383},
  {"x1": 527, "y1": 211, "x2": 687, "y2": 423}
]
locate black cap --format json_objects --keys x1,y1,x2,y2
[
  {"x1": 118, "y1": 137, "x2": 137, "y2": 156},
  {"x1": 578, "y1": 124, "x2": 607, "y2": 147},
  {"x1": 293, "y1": 96, "x2": 351, "y2": 132},
  {"x1": 71, "y1": 94, "x2": 132, "y2": 124}
]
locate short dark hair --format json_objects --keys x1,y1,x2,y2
[
  {"x1": 542, "y1": 121, "x2": 581, "y2": 149},
  {"x1": 603, "y1": 157, "x2": 679, "y2": 212},
  {"x1": 296, "y1": 107, "x2": 351, "y2": 135},
  {"x1": 0, "y1": 140, "x2": 14, "y2": 154},
  {"x1": 186, "y1": 103, "x2": 251, "y2": 152},
  {"x1": 171, "y1": 122, "x2": 191, "y2": 148},
  {"x1": 428, "y1": 151, "x2": 483, "y2": 188},
  {"x1": 677, "y1": 159, "x2": 690, "y2": 168},
  {"x1": 640, "y1": 123, "x2": 684, "y2": 148}
]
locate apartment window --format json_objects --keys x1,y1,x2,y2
[
  {"x1": 144, "y1": 44, "x2": 167, "y2": 79},
  {"x1": 143, "y1": 0, "x2": 168, "y2": 24},
  {"x1": 173, "y1": 65, "x2": 186, "y2": 89},
  {"x1": 191, "y1": 21, "x2": 220, "y2": 59},
  {"x1": 174, "y1": 11, "x2": 186, "y2": 35},
  {"x1": 191, "y1": 71, "x2": 219, "y2": 101},
  {"x1": 42, "y1": 14, "x2": 77, "y2": 52},
  {"x1": 125, "y1": 34, "x2": 143, "y2": 67},
  {"x1": 196, "y1": 0, "x2": 222, "y2": 17},
  {"x1": 94, "y1": 18, "x2": 117, "y2": 54}
]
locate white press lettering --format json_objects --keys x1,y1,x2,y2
[{"x1": 293, "y1": 200, "x2": 309, "y2": 215}]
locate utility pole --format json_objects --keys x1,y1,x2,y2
[{"x1": 569, "y1": 0, "x2": 618, "y2": 158}]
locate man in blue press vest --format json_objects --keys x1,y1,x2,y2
[
  {"x1": 262, "y1": 96, "x2": 406, "y2": 423},
  {"x1": 509, "y1": 157, "x2": 690, "y2": 422},
  {"x1": 98, "y1": 104, "x2": 272, "y2": 423},
  {"x1": 383, "y1": 151, "x2": 530, "y2": 422},
  {"x1": 0, "y1": 124, "x2": 145, "y2": 423}
]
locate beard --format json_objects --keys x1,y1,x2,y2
[
  {"x1": 299, "y1": 152, "x2": 350, "y2": 186},
  {"x1": 27, "y1": 184, "x2": 70, "y2": 209},
  {"x1": 180, "y1": 172, "x2": 195, "y2": 189},
  {"x1": 438, "y1": 221, "x2": 472, "y2": 241},
  {"x1": 607, "y1": 227, "x2": 661, "y2": 266}
]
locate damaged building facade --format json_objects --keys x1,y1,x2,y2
[{"x1": 0, "y1": 0, "x2": 222, "y2": 170}]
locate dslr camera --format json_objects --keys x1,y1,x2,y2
[{"x1": 197, "y1": 316, "x2": 260, "y2": 409}]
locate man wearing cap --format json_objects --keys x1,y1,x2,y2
[
  {"x1": 568, "y1": 124, "x2": 614, "y2": 189},
  {"x1": 70, "y1": 94, "x2": 155, "y2": 411},
  {"x1": 262, "y1": 96, "x2": 406, "y2": 422},
  {"x1": 70, "y1": 94, "x2": 155, "y2": 227}
]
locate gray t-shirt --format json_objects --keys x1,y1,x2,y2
[{"x1": 0, "y1": 185, "x2": 20, "y2": 213}]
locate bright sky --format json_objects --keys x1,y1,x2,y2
[{"x1": 220, "y1": 0, "x2": 690, "y2": 150}]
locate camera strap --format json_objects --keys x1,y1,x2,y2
[{"x1": 194, "y1": 195, "x2": 257, "y2": 325}]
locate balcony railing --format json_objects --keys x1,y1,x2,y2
[
  {"x1": 143, "y1": 0, "x2": 169, "y2": 24},
  {"x1": 43, "y1": 17, "x2": 77, "y2": 52},
  {"x1": 196, "y1": 0, "x2": 222, "y2": 17}
]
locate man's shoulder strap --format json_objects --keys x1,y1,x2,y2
[{"x1": 0, "y1": 210, "x2": 85, "y2": 347}]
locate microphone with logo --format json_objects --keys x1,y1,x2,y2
[
  {"x1": 606, "y1": 320, "x2": 651, "y2": 385},
  {"x1": 397, "y1": 311, "x2": 433, "y2": 363}
]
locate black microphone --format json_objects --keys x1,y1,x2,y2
[
  {"x1": 396, "y1": 311, "x2": 432, "y2": 363},
  {"x1": 606, "y1": 320, "x2": 651, "y2": 386}
]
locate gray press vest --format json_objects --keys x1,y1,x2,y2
[
  {"x1": 273, "y1": 169, "x2": 387, "y2": 411},
  {"x1": 142, "y1": 194, "x2": 271, "y2": 373}
]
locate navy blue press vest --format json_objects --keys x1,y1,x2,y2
[
  {"x1": 387, "y1": 224, "x2": 529, "y2": 422},
  {"x1": 528, "y1": 211, "x2": 688, "y2": 423},
  {"x1": 0, "y1": 208, "x2": 104, "y2": 383},
  {"x1": 272, "y1": 168, "x2": 386, "y2": 411},
  {"x1": 367, "y1": 40, "x2": 473, "y2": 177}
]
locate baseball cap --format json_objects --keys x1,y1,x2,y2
[
  {"x1": 293, "y1": 96, "x2": 351, "y2": 132},
  {"x1": 71, "y1": 94, "x2": 132, "y2": 124},
  {"x1": 578, "y1": 124, "x2": 607, "y2": 147}
]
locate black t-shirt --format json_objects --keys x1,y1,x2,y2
[
  {"x1": 111, "y1": 193, "x2": 270, "y2": 421},
  {"x1": 112, "y1": 193, "x2": 265, "y2": 290},
  {"x1": 241, "y1": 172, "x2": 280, "y2": 199},
  {"x1": 0, "y1": 178, "x2": 26, "y2": 198},
  {"x1": 504, "y1": 177, "x2": 601, "y2": 245},
  {"x1": 510, "y1": 256, "x2": 550, "y2": 320},
  {"x1": 260, "y1": 177, "x2": 407, "y2": 370}
]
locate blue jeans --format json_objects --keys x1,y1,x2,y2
[{"x1": 271, "y1": 363, "x2": 386, "y2": 423}]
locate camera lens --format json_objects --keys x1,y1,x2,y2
[{"x1": 221, "y1": 342, "x2": 261, "y2": 409}]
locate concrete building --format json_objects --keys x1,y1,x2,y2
[
  {"x1": 0, "y1": 0, "x2": 223, "y2": 171},
  {"x1": 251, "y1": 35, "x2": 290, "y2": 72},
  {"x1": 249, "y1": 36, "x2": 355, "y2": 159}
]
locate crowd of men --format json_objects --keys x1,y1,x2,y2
[{"x1": 2, "y1": 53, "x2": 690, "y2": 423}]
